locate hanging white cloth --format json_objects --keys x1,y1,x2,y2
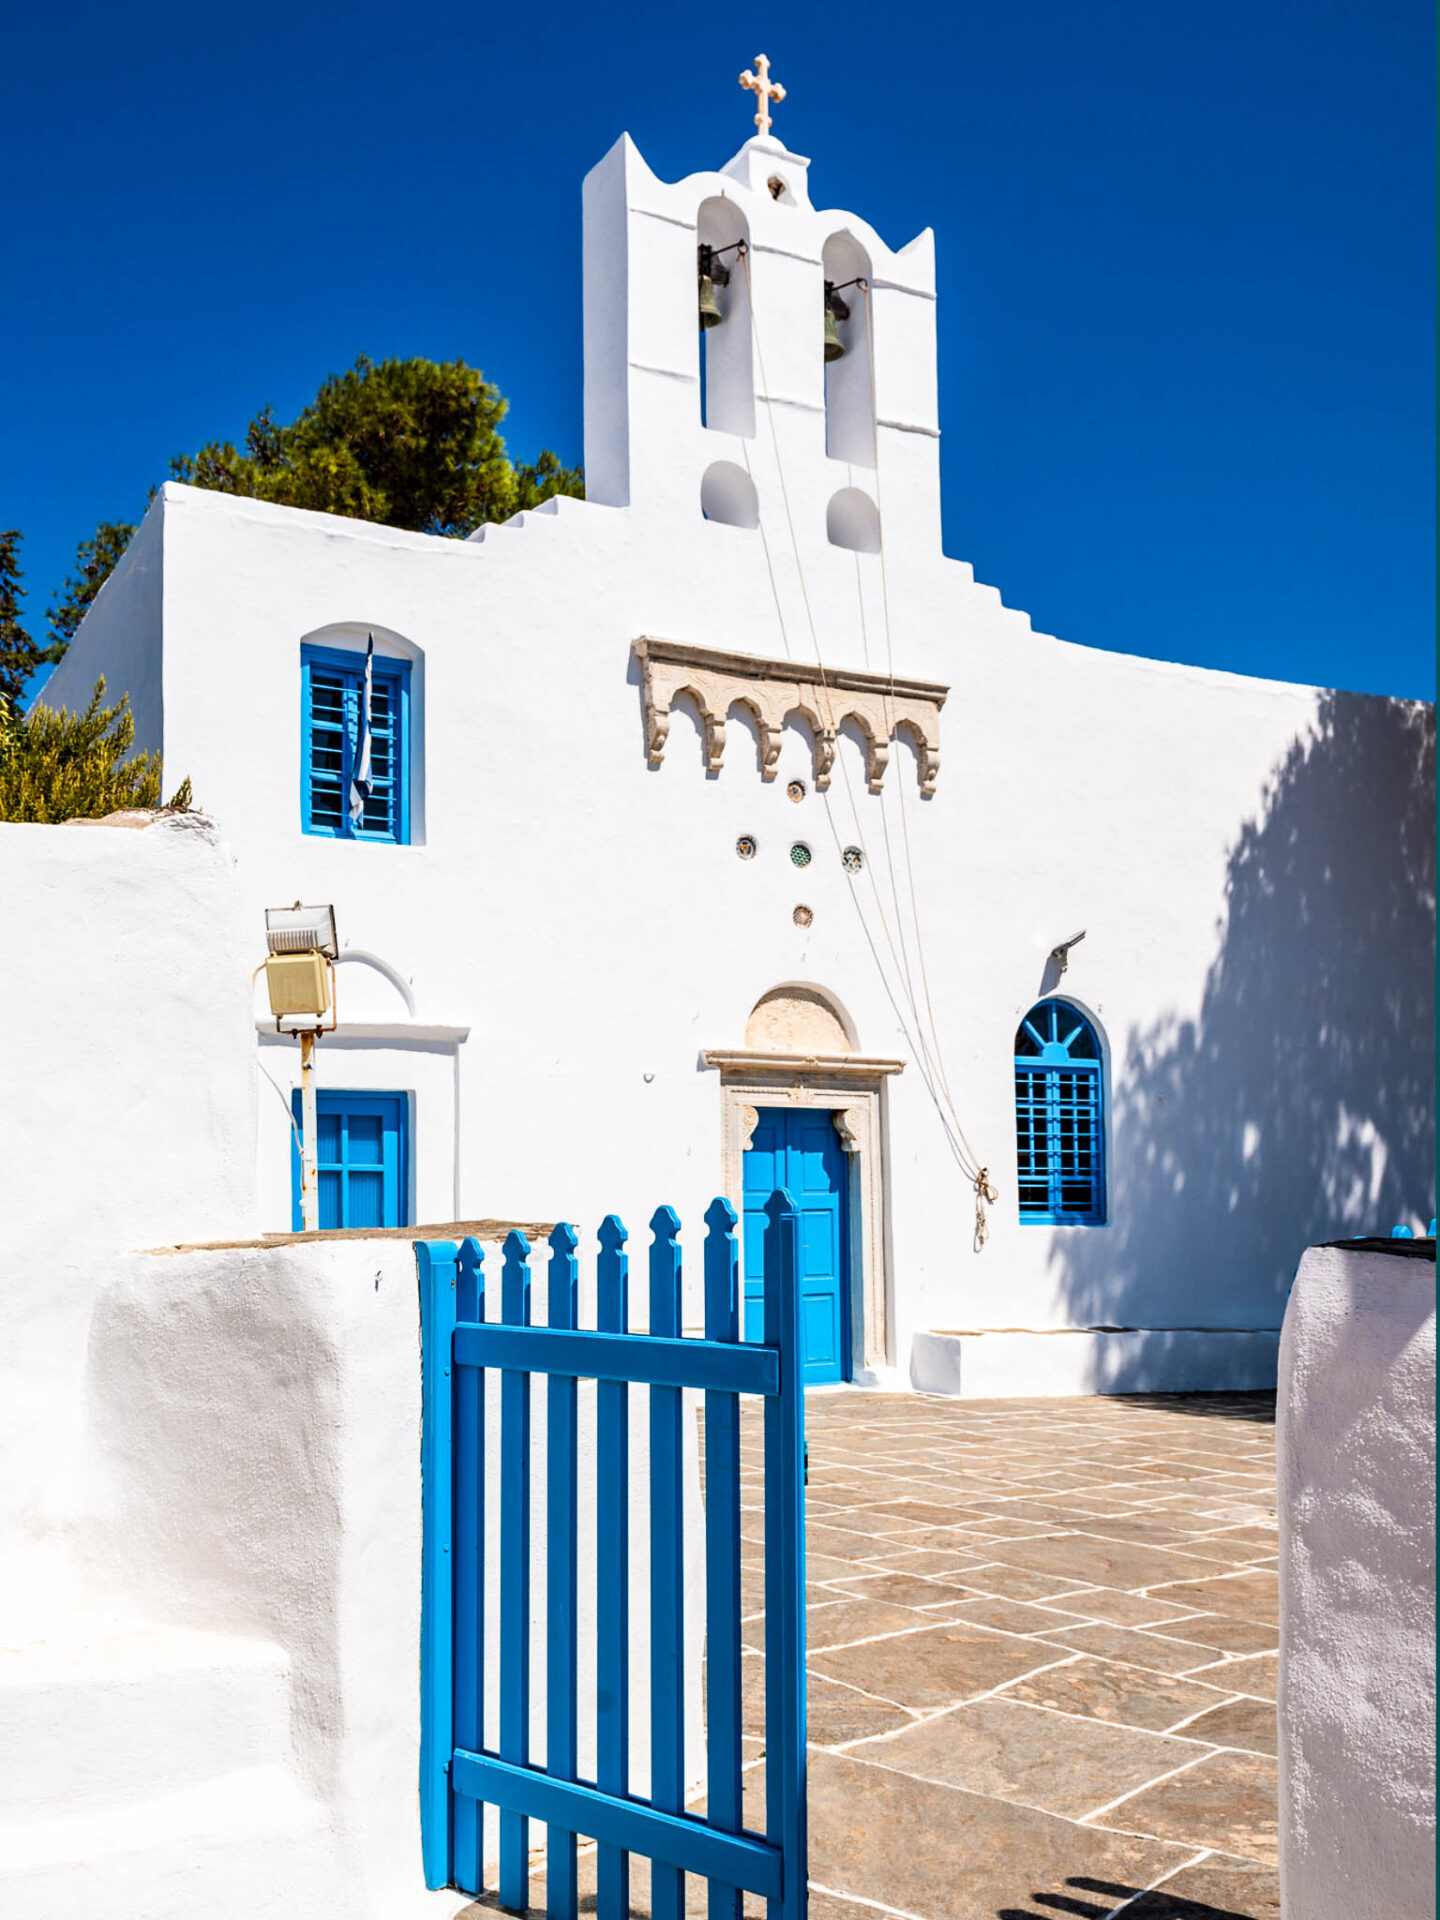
[{"x1": 349, "y1": 634, "x2": 375, "y2": 826}]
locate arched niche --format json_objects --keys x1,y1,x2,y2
[
  {"x1": 745, "y1": 984, "x2": 857, "y2": 1056},
  {"x1": 701, "y1": 460, "x2": 759, "y2": 530},
  {"x1": 697, "y1": 197, "x2": 754, "y2": 439},
  {"x1": 827, "y1": 487, "x2": 881, "y2": 554},
  {"x1": 822, "y1": 231, "x2": 875, "y2": 469}
]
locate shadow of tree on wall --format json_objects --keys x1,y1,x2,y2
[{"x1": 1048, "y1": 690, "x2": 1435, "y2": 1339}]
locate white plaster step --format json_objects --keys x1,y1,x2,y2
[
  {"x1": 0, "y1": 1621, "x2": 293, "y2": 1819},
  {"x1": 0, "y1": 1764, "x2": 344, "y2": 1919},
  {"x1": 465, "y1": 493, "x2": 565, "y2": 542}
]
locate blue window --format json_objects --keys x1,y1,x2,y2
[
  {"x1": 1014, "y1": 999, "x2": 1106, "y2": 1225},
  {"x1": 301, "y1": 643, "x2": 411, "y2": 842},
  {"x1": 291, "y1": 1090, "x2": 410, "y2": 1230}
]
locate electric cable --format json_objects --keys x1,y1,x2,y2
[{"x1": 739, "y1": 249, "x2": 995, "y2": 1244}]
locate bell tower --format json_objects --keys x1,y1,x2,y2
[{"x1": 581, "y1": 70, "x2": 942, "y2": 569}]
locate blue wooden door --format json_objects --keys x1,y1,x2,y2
[
  {"x1": 743, "y1": 1108, "x2": 850, "y2": 1383},
  {"x1": 291, "y1": 1090, "x2": 408, "y2": 1229}
]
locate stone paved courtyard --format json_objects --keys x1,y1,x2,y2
[
  {"x1": 747, "y1": 1390, "x2": 1280, "y2": 1920},
  {"x1": 466, "y1": 1388, "x2": 1280, "y2": 1920}
]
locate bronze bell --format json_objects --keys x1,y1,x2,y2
[
  {"x1": 824, "y1": 281, "x2": 850, "y2": 362},
  {"x1": 698, "y1": 274, "x2": 724, "y2": 329},
  {"x1": 698, "y1": 244, "x2": 730, "y2": 330}
]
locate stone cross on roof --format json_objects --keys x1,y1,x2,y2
[{"x1": 739, "y1": 54, "x2": 786, "y2": 139}]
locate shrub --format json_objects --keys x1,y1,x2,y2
[{"x1": 0, "y1": 678, "x2": 194, "y2": 823}]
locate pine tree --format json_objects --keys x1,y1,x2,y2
[
  {"x1": 47, "y1": 522, "x2": 138, "y2": 654},
  {"x1": 0, "y1": 530, "x2": 52, "y2": 706},
  {"x1": 42, "y1": 356, "x2": 582, "y2": 666}
]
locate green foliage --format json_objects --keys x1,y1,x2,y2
[
  {"x1": 47, "y1": 521, "x2": 138, "y2": 653},
  {"x1": 0, "y1": 529, "x2": 67, "y2": 706},
  {"x1": 42, "y1": 356, "x2": 582, "y2": 673},
  {"x1": 0, "y1": 677, "x2": 194, "y2": 823},
  {"x1": 0, "y1": 530, "x2": 36, "y2": 706},
  {"x1": 168, "y1": 355, "x2": 583, "y2": 537}
]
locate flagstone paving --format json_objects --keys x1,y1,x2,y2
[
  {"x1": 741, "y1": 1389, "x2": 1280, "y2": 1920},
  {"x1": 464, "y1": 1387, "x2": 1280, "y2": 1920}
]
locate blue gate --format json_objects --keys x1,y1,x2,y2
[{"x1": 417, "y1": 1188, "x2": 808, "y2": 1920}]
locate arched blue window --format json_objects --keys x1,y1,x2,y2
[{"x1": 1014, "y1": 1000, "x2": 1106, "y2": 1225}]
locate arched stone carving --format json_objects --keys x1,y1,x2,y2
[
  {"x1": 745, "y1": 986, "x2": 853, "y2": 1056},
  {"x1": 634, "y1": 637, "x2": 946, "y2": 795},
  {"x1": 832, "y1": 1108, "x2": 862, "y2": 1155},
  {"x1": 740, "y1": 1104, "x2": 760, "y2": 1150}
]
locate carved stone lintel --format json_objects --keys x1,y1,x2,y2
[
  {"x1": 646, "y1": 702, "x2": 671, "y2": 767},
  {"x1": 917, "y1": 738, "x2": 940, "y2": 797},
  {"x1": 832, "y1": 1108, "x2": 861, "y2": 1154},
  {"x1": 634, "y1": 638, "x2": 947, "y2": 796},
  {"x1": 813, "y1": 727, "x2": 836, "y2": 790}
]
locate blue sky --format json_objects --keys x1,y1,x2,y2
[{"x1": 4, "y1": 0, "x2": 1432, "y2": 699}]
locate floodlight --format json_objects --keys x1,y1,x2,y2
[
  {"x1": 259, "y1": 903, "x2": 339, "y2": 1235},
  {"x1": 265, "y1": 903, "x2": 338, "y2": 959}
]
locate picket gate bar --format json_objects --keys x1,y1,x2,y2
[{"x1": 417, "y1": 1188, "x2": 808, "y2": 1920}]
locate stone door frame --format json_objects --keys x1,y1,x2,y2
[{"x1": 704, "y1": 1049, "x2": 904, "y2": 1378}]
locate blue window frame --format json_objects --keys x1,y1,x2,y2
[
  {"x1": 1014, "y1": 999, "x2": 1106, "y2": 1225},
  {"x1": 301, "y1": 643, "x2": 411, "y2": 842},
  {"x1": 291, "y1": 1090, "x2": 410, "y2": 1231}
]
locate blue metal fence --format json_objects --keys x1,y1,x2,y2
[{"x1": 417, "y1": 1188, "x2": 809, "y2": 1920}]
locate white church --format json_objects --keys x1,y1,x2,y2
[
  {"x1": 1, "y1": 68, "x2": 1434, "y2": 1920},
  {"x1": 41, "y1": 96, "x2": 1435, "y2": 1395}
]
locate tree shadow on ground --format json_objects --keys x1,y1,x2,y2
[
  {"x1": 1108, "y1": 1391, "x2": 1276, "y2": 1425},
  {"x1": 998, "y1": 1889, "x2": 1267, "y2": 1920},
  {"x1": 998, "y1": 1872, "x2": 1265, "y2": 1917},
  {"x1": 1049, "y1": 690, "x2": 1435, "y2": 1343}
]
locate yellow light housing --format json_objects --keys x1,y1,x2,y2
[{"x1": 264, "y1": 951, "x2": 331, "y2": 1018}]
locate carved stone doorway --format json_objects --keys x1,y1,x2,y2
[{"x1": 705, "y1": 986, "x2": 904, "y2": 1379}]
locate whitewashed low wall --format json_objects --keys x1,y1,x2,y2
[
  {"x1": 1277, "y1": 1241, "x2": 1436, "y2": 1920},
  {"x1": 0, "y1": 813, "x2": 257, "y2": 1634},
  {"x1": 82, "y1": 1233, "x2": 705, "y2": 1915},
  {"x1": 911, "y1": 1326, "x2": 1280, "y2": 1398}
]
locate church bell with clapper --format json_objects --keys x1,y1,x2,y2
[
  {"x1": 697, "y1": 243, "x2": 730, "y2": 329},
  {"x1": 824, "y1": 280, "x2": 850, "y2": 361}
]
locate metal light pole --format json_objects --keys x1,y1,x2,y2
[
  {"x1": 298, "y1": 1028, "x2": 320, "y2": 1231},
  {"x1": 262, "y1": 904, "x2": 339, "y2": 1234}
]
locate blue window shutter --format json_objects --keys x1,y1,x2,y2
[
  {"x1": 291, "y1": 1091, "x2": 410, "y2": 1230},
  {"x1": 301, "y1": 643, "x2": 411, "y2": 843},
  {"x1": 1013, "y1": 1000, "x2": 1106, "y2": 1226}
]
